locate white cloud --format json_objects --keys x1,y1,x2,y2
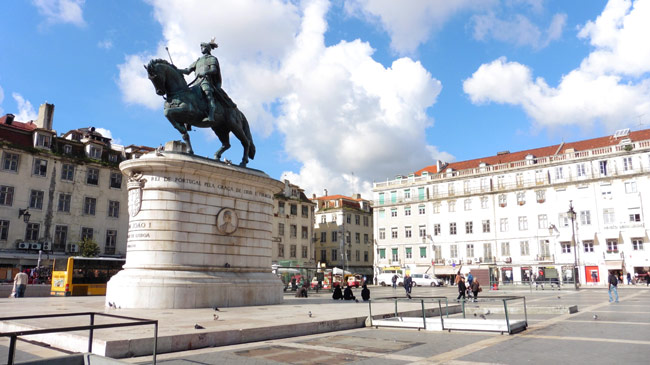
[
  {"x1": 464, "y1": 0, "x2": 650, "y2": 131},
  {"x1": 97, "y1": 39, "x2": 113, "y2": 50},
  {"x1": 118, "y1": 0, "x2": 451, "y2": 197},
  {"x1": 11, "y1": 93, "x2": 38, "y2": 122},
  {"x1": 470, "y1": 11, "x2": 566, "y2": 49},
  {"x1": 345, "y1": 0, "x2": 493, "y2": 54},
  {"x1": 33, "y1": 0, "x2": 86, "y2": 27}
]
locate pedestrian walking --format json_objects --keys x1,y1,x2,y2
[
  {"x1": 471, "y1": 279, "x2": 481, "y2": 302},
  {"x1": 646, "y1": 270, "x2": 650, "y2": 286},
  {"x1": 391, "y1": 274, "x2": 398, "y2": 289},
  {"x1": 626, "y1": 273, "x2": 632, "y2": 285},
  {"x1": 13, "y1": 271, "x2": 28, "y2": 298},
  {"x1": 456, "y1": 277, "x2": 466, "y2": 302},
  {"x1": 467, "y1": 272, "x2": 474, "y2": 286},
  {"x1": 608, "y1": 271, "x2": 619, "y2": 303},
  {"x1": 404, "y1": 274, "x2": 413, "y2": 295}
]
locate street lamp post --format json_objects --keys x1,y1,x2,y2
[{"x1": 567, "y1": 201, "x2": 579, "y2": 290}]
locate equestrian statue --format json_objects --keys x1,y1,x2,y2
[{"x1": 145, "y1": 39, "x2": 255, "y2": 167}]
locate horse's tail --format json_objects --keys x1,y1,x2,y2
[{"x1": 240, "y1": 111, "x2": 256, "y2": 160}]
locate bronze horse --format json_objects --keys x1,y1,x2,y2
[{"x1": 145, "y1": 59, "x2": 255, "y2": 167}]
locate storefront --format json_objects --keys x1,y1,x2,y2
[
  {"x1": 501, "y1": 267, "x2": 513, "y2": 284},
  {"x1": 585, "y1": 265, "x2": 600, "y2": 284}
]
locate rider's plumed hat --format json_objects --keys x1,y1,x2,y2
[{"x1": 201, "y1": 37, "x2": 218, "y2": 50}]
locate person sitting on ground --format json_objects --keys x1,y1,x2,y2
[
  {"x1": 332, "y1": 284, "x2": 343, "y2": 300},
  {"x1": 361, "y1": 284, "x2": 370, "y2": 302},
  {"x1": 343, "y1": 285, "x2": 356, "y2": 301},
  {"x1": 295, "y1": 283, "x2": 308, "y2": 298}
]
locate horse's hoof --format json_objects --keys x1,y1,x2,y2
[{"x1": 239, "y1": 162, "x2": 247, "y2": 168}]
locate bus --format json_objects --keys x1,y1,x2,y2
[{"x1": 50, "y1": 257, "x2": 125, "y2": 296}]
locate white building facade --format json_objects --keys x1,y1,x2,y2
[{"x1": 373, "y1": 129, "x2": 650, "y2": 286}]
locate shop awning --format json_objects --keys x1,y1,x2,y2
[
  {"x1": 433, "y1": 266, "x2": 458, "y2": 275},
  {"x1": 605, "y1": 260, "x2": 623, "y2": 270}
]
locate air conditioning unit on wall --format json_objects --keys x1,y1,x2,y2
[
  {"x1": 18, "y1": 242, "x2": 29, "y2": 249},
  {"x1": 68, "y1": 244, "x2": 79, "y2": 253},
  {"x1": 30, "y1": 243, "x2": 42, "y2": 250},
  {"x1": 42, "y1": 242, "x2": 51, "y2": 251}
]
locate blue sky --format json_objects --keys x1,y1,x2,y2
[{"x1": 1, "y1": 0, "x2": 649, "y2": 197}]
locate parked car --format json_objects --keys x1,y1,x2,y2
[
  {"x1": 346, "y1": 274, "x2": 362, "y2": 288},
  {"x1": 377, "y1": 273, "x2": 404, "y2": 286},
  {"x1": 411, "y1": 273, "x2": 443, "y2": 287}
]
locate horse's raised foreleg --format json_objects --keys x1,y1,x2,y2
[
  {"x1": 166, "y1": 115, "x2": 194, "y2": 154},
  {"x1": 212, "y1": 127, "x2": 231, "y2": 162}
]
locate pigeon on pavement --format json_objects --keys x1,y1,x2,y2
[{"x1": 194, "y1": 324, "x2": 205, "y2": 329}]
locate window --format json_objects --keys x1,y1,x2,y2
[
  {"x1": 301, "y1": 226, "x2": 308, "y2": 239},
  {"x1": 84, "y1": 197, "x2": 96, "y2": 215},
  {"x1": 500, "y1": 218, "x2": 508, "y2": 232},
  {"x1": 482, "y1": 220, "x2": 490, "y2": 233},
  {"x1": 584, "y1": 240, "x2": 594, "y2": 253},
  {"x1": 0, "y1": 186, "x2": 14, "y2": 206},
  {"x1": 540, "y1": 240, "x2": 550, "y2": 257},
  {"x1": 390, "y1": 191, "x2": 397, "y2": 203},
  {"x1": 0, "y1": 220, "x2": 9, "y2": 240},
  {"x1": 364, "y1": 234, "x2": 369, "y2": 244},
  {"x1": 53, "y1": 225, "x2": 67, "y2": 251},
  {"x1": 302, "y1": 205, "x2": 309, "y2": 218},
  {"x1": 418, "y1": 187, "x2": 426, "y2": 201},
  {"x1": 290, "y1": 224, "x2": 297, "y2": 238},
  {"x1": 558, "y1": 213, "x2": 570, "y2": 227},
  {"x1": 63, "y1": 145, "x2": 72, "y2": 154},
  {"x1": 498, "y1": 194, "x2": 507, "y2": 207},
  {"x1": 331, "y1": 213, "x2": 337, "y2": 222},
  {"x1": 320, "y1": 231, "x2": 326, "y2": 243},
  {"x1": 406, "y1": 247, "x2": 412, "y2": 259},
  {"x1": 497, "y1": 175, "x2": 505, "y2": 189},
  {"x1": 516, "y1": 192, "x2": 525, "y2": 205},
  {"x1": 480, "y1": 196, "x2": 488, "y2": 209},
  {"x1": 603, "y1": 209, "x2": 615, "y2": 225},
  {"x1": 448, "y1": 183, "x2": 455, "y2": 196},
  {"x1": 354, "y1": 214, "x2": 360, "y2": 225},
  {"x1": 599, "y1": 160, "x2": 608, "y2": 176},
  {"x1": 623, "y1": 156, "x2": 633, "y2": 171},
  {"x1": 331, "y1": 248, "x2": 337, "y2": 260},
  {"x1": 36, "y1": 133, "x2": 51, "y2": 147},
  {"x1": 86, "y1": 168, "x2": 99, "y2": 185},
  {"x1": 450, "y1": 222, "x2": 457, "y2": 235},
  {"x1": 355, "y1": 232, "x2": 360, "y2": 243},
  {"x1": 464, "y1": 180, "x2": 470, "y2": 193},
  {"x1": 420, "y1": 247, "x2": 427, "y2": 258},
  {"x1": 466, "y1": 244, "x2": 474, "y2": 257},
  {"x1": 320, "y1": 249, "x2": 327, "y2": 261},
  {"x1": 404, "y1": 206, "x2": 411, "y2": 216},
  {"x1": 25, "y1": 223, "x2": 40, "y2": 241},
  {"x1": 278, "y1": 223, "x2": 285, "y2": 236},
  {"x1": 404, "y1": 189, "x2": 411, "y2": 200},
  {"x1": 81, "y1": 227, "x2": 93, "y2": 240},
  {"x1": 465, "y1": 221, "x2": 473, "y2": 234},
  {"x1": 625, "y1": 181, "x2": 637, "y2": 193},
  {"x1": 464, "y1": 199, "x2": 471, "y2": 211},
  {"x1": 404, "y1": 226, "x2": 412, "y2": 238},
  {"x1": 378, "y1": 248, "x2": 386, "y2": 259},
  {"x1": 601, "y1": 185, "x2": 612, "y2": 199},
  {"x1": 320, "y1": 215, "x2": 326, "y2": 224},
  {"x1": 378, "y1": 229, "x2": 385, "y2": 240},
  {"x1": 538, "y1": 214, "x2": 548, "y2": 229},
  {"x1": 536, "y1": 190, "x2": 545, "y2": 203},
  {"x1": 108, "y1": 200, "x2": 120, "y2": 218},
  {"x1": 431, "y1": 185, "x2": 438, "y2": 197},
  {"x1": 391, "y1": 209, "x2": 398, "y2": 217},
  {"x1": 450, "y1": 244, "x2": 458, "y2": 258},
  {"x1": 363, "y1": 216, "x2": 369, "y2": 226},
  {"x1": 29, "y1": 190, "x2": 44, "y2": 209},
  {"x1": 434, "y1": 245, "x2": 442, "y2": 260},
  {"x1": 561, "y1": 242, "x2": 571, "y2": 253},
  {"x1": 555, "y1": 167, "x2": 564, "y2": 180},
  {"x1": 2, "y1": 152, "x2": 19, "y2": 172},
  {"x1": 576, "y1": 163, "x2": 586, "y2": 177},
  {"x1": 378, "y1": 193, "x2": 385, "y2": 205},
  {"x1": 484, "y1": 243, "x2": 493, "y2": 260},
  {"x1": 290, "y1": 204, "x2": 298, "y2": 216},
  {"x1": 88, "y1": 145, "x2": 101, "y2": 159},
  {"x1": 105, "y1": 230, "x2": 117, "y2": 255},
  {"x1": 433, "y1": 224, "x2": 441, "y2": 236},
  {"x1": 632, "y1": 239, "x2": 644, "y2": 251},
  {"x1": 606, "y1": 239, "x2": 618, "y2": 253},
  {"x1": 419, "y1": 225, "x2": 427, "y2": 238},
  {"x1": 108, "y1": 154, "x2": 118, "y2": 163},
  {"x1": 61, "y1": 164, "x2": 75, "y2": 181},
  {"x1": 433, "y1": 202, "x2": 440, "y2": 213},
  {"x1": 501, "y1": 241, "x2": 510, "y2": 256},
  {"x1": 448, "y1": 200, "x2": 455, "y2": 212},
  {"x1": 33, "y1": 158, "x2": 47, "y2": 177},
  {"x1": 110, "y1": 172, "x2": 122, "y2": 189},
  {"x1": 302, "y1": 246, "x2": 308, "y2": 258},
  {"x1": 629, "y1": 208, "x2": 641, "y2": 222},
  {"x1": 518, "y1": 216, "x2": 528, "y2": 231},
  {"x1": 278, "y1": 244, "x2": 285, "y2": 257},
  {"x1": 520, "y1": 241, "x2": 529, "y2": 256},
  {"x1": 419, "y1": 204, "x2": 426, "y2": 214},
  {"x1": 516, "y1": 173, "x2": 523, "y2": 187},
  {"x1": 391, "y1": 248, "x2": 399, "y2": 261},
  {"x1": 290, "y1": 245, "x2": 297, "y2": 258},
  {"x1": 58, "y1": 193, "x2": 71, "y2": 212},
  {"x1": 355, "y1": 250, "x2": 360, "y2": 261},
  {"x1": 580, "y1": 210, "x2": 591, "y2": 225},
  {"x1": 391, "y1": 228, "x2": 398, "y2": 239},
  {"x1": 535, "y1": 169, "x2": 545, "y2": 184}
]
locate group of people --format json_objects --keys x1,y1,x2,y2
[
  {"x1": 332, "y1": 284, "x2": 370, "y2": 302},
  {"x1": 455, "y1": 272, "x2": 481, "y2": 302}
]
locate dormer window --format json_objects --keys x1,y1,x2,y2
[
  {"x1": 35, "y1": 134, "x2": 51, "y2": 148},
  {"x1": 108, "y1": 154, "x2": 117, "y2": 163},
  {"x1": 63, "y1": 145, "x2": 72, "y2": 155},
  {"x1": 88, "y1": 145, "x2": 102, "y2": 159}
]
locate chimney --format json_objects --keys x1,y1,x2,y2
[
  {"x1": 36, "y1": 103, "x2": 55, "y2": 130},
  {"x1": 312, "y1": 193, "x2": 316, "y2": 199},
  {"x1": 5, "y1": 114, "x2": 15, "y2": 125},
  {"x1": 356, "y1": 193, "x2": 361, "y2": 200},
  {"x1": 323, "y1": 189, "x2": 328, "y2": 197}
]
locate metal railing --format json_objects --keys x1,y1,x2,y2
[
  {"x1": 368, "y1": 296, "x2": 450, "y2": 331},
  {"x1": 0, "y1": 312, "x2": 158, "y2": 365}
]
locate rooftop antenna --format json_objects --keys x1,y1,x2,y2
[{"x1": 165, "y1": 46, "x2": 174, "y2": 65}]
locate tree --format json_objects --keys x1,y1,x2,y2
[{"x1": 78, "y1": 237, "x2": 100, "y2": 257}]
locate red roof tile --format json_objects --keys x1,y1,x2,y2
[{"x1": 0, "y1": 115, "x2": 37, "y2": 131}]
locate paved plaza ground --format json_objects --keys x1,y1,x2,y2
[{"x1": 1, "y1": 285, "x2": 649, "y2": 364}]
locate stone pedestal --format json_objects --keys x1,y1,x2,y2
[{"x1": 106, "y1": 145, "x2": 285, "y2": 308}]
